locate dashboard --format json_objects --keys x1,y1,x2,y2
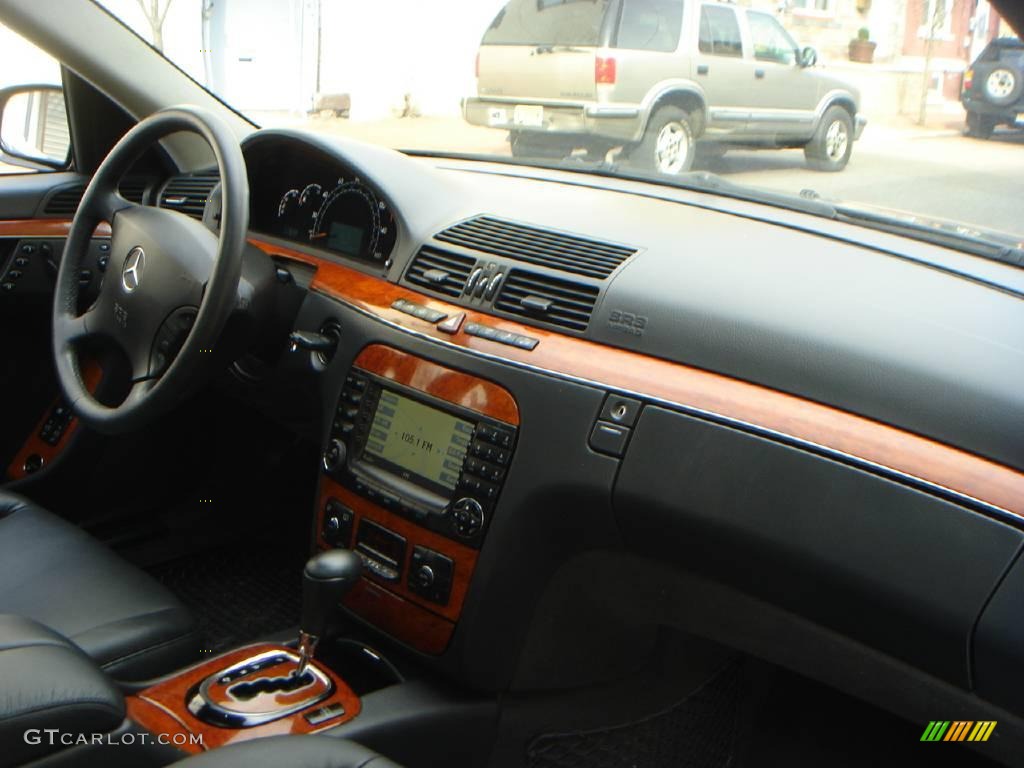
[
  {"x1": 123, "y1": 128, "x2": 1024, "y2": 762},
  {"x1": 245, "y1": 138, "x2": 398, "y2": 267}
]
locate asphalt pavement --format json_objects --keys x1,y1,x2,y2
[{"x1": 704, "y1": 126, "x2": 1024, "y2": 238}]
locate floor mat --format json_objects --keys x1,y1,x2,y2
[
  {"x1": 149, "y1": 547, "x2": 306, "y2": 653},
  {"x1": 526, "y1": 662, "x2": 743, "y2": 768}
]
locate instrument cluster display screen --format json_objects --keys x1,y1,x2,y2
[{"x1": 362, "y1": 389, "x2": 473, "y2": 494}]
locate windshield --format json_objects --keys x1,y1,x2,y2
[{"x1": 94, "y1": 0, "x2": 1023, "y2": 240}]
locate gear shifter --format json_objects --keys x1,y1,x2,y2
[{"x1": 296, "y1": 549, "x2": 362, "y2": 676}]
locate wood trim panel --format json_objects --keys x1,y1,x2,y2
[
  {"x1": 6, "y1": 359, "x2": 103, "y2": 481},
  {"x1": 251, "y1": 237, "x2": 1024, "y2": 522},
  {"x1": 354, "y1": 343, "x2": 519, "y2": 425},
  {"x1": 317, "y1": 475, "x2": 477, "y2": 654},
  {"x1": 0, "y1": 219, "x2": 110, "y2": 237},
  {"x1": 127, "y1": 643, "x2": 360, "y2": 754}
]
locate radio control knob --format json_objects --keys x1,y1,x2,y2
[
  {"x1": 451, "y1": 497, "x2": 484, "y2": 538},
  {"x1": 322, "y1": 439, "x2": 347, "y2": 472},
  {"x1": 414, "y1": 564, "x2": 435, "y2": 590}
]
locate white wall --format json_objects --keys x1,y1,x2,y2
[{"x1": 0, "y1": 22, "x2": 62, "y2": 89}]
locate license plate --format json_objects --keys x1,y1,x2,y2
[
  {"x1": 513, "y1": 105, "x2": 544, "y2": 127},
  {"x1": 1017, "y1": 112, "x2": 1024, "y2": 125},
  {"x1": 487, "y1": 107, "x2": 507, "y2": 126}
]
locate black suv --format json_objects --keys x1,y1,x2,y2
[{"x1": 962, "y1": 36, "x2": 1024, "y2": 138}]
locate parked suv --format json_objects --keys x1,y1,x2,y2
[
  {"x1": 962, "y1": 37, "x2": 1024, "y2": 139},
  {"x1": 464, "y1": 0, "x2": 866, "y2": 173}
]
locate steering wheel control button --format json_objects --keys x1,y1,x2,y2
[
  {"x1": 600, "y1": 395, "x2": 642, "y2": 427},
  {"x1": 451, "y1": 497, "x2": 485, "y2": 539},
  {"x1": 589, "y1": 420, "x2": 631, "y2": 458},
  {"x1": 409, "y1": 546, "x2": 453, "y2": 605},
  {"x1": 437, "y1": 312, "x2": 465, "y2": 334}
]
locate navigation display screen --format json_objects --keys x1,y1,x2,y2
[{"x1": 362, "y1": 389, "x2": 473, "y2": 493}]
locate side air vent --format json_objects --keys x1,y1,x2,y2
[
  {"x1": 436, "y1": 216, "x2": 636, "y2": 280},
  {"x1": 159, "y1": 171, "x2": 219, "y2": 220},
  {"x1": 43, "y1": 185, "x2": 85, "y2": 215},
  {"x1": 494, "y1": 269, "x2": 599, "y2": 333},
  {"x1": 405, "y1": 247, "x2": 477, "y2": 297},
  {"x1": 43, "y1": 178, "x2": 149, "y2": 215}
]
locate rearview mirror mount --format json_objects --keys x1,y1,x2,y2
[{"x1": 0, "y1": 85, "x2": 71, "y2": 170}]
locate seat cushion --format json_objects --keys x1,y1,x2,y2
[
  {"x1": 0, "y1": 491, "x2": 196, "y2": 680},
  {"x1": 172, "y1": 736, "x2": 401, "y2": 768}
]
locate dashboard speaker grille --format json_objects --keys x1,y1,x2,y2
[
  {"x1": 159, "y1": 171, "x2": 219, "y2": 220},
  {"x1": 494, "y1": 269, "x2": 599, "y2": 333},
  {"x1": 436, "y1": 216, "x2": 636, "y2": 280},
  {"x1": 405, "y1": 247, "x2": 476, "y2": 297}
]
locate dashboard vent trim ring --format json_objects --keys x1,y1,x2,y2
[
  {"x1": 435, "y1": 216, "x2": 636, "y2": 280},
  {"x1": 404, "y1": 246, "x2": 477, "y2": 298}
]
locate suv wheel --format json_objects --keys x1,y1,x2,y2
[
  {"x1": 983, "y1": 67, "x2": 1022, "y2": 107},
  {"x1": 635, "y1": 107, "x2": 695, "y2": 175},
  {"x1": 965, "y1": 110, "x2": 997, "y2": 139},
  {"x1": 805, "y1": 105, "x2": 853, "y2": 172}
]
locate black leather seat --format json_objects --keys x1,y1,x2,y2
[
  {"x1": 0, "y1": 491, "x2": 196, "y2": 680},
  {"x1": 173, "y1": 736, "x2": 401, "y2": 768}
]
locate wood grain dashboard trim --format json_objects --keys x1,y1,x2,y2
[
  {"x1": 317, "y1": 475, "x2": 479, "y2": 654},
  {"x1": 251, "y1": 237, "x2": 1024, "y2": 523},
  {"x1": 0, "y1": 219, "x2": 110, "y2": 237},
  {"x1": 6, "y1": 359, "x2": 103, "y2": 481},
  {"x1": 126, "y1": 643, "x2": 360, "y2": 754},
  {"x1": 354, "y1": 344, "x2": 520, "y2": 425}
]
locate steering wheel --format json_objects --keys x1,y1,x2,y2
[{"x1": 52, "y1": 106, "x2": 248, "y2": 433}]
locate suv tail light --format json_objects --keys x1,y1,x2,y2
[
  {"x1": 475, "y1": 52, "x2": 480, "y2": 79},
  {"x1": 963, "y1": 67, "x2": 974, "y2": 91},
  {"x1": 595, "y1": 56, "x2": 616, "y2": 85}
]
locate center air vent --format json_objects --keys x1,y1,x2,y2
[
  {"x1": 494, "y1": 269, "x2": 599, "y2": 333},
  {"x1": 405, "y1": 247, "x2": 476, "y2": 297},
  {"x1": 436, "y1": 216, "x2": 636, "y2": 280},
  {"x1": 159, "y1": 171, "x2": 219, "y2": 220}
]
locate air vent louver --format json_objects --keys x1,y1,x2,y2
[
  {"x1": 43, "y1": 178, "x2": 148, "y2": 215},
  {"x1": 43, "y1": 185, "x2": 85, "y2": 215},
  {"x1": 494, "y1": 269, "x2": 599, "y2": 333},
  {"x1": 436, "y1": 216, "x2": 636, "y2": 280},
  {"x1": 405, "y1": 247, "x2": 476, "y2": 297},
  {"x1": 159, "y1": 171, "x2": 218, "y2": 220}
]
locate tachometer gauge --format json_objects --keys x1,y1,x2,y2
[
  {"x1": 277, "y1": 189, "x2": 299, "y2": 219},
  {"x1": 299, "y1": 183, "x2": 323, "y2": 208},
  {"x1": 311, "y1": 179, "x2": 397, "y2": 263}
]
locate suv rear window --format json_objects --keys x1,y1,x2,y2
[
  {"x1": 613, "y1": 0, "x2": 684, "y2": 52},
  {"x1": 698, "y1": 5, "x2": 743, "y2": 58},
  {"x1": 483, "y1": 0, "x2": 612, "y2": 47}
]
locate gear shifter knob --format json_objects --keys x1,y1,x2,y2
[{"x1": 296, "y1": 549, "x2": 362, "y2": 675}]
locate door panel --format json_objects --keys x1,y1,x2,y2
[
  {"x1": 693, "y1": 4, "x2": 752, "y2": 135},
  {"x1": 742, "y1": 10, "x2": 820, "y2": 140}
]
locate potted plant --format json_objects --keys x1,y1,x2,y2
[{"x1": 849, "y1": 27, "x2": 877, "y2": 63}]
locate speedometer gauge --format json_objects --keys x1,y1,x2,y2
[{"x1": 311, "y1": 179, "x2": 397, "y2": 263}]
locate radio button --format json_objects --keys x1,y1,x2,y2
[{"x1": 452, "y1": 498, "x2": 484, "y2": 538}]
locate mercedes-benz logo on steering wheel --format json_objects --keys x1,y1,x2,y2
[{"x1": 121, "y1": 247, "x2": 145, "y2": 293}]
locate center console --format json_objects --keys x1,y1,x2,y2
[{"x1": 317, "y1": 344, "x2": 520, "y2": 655}]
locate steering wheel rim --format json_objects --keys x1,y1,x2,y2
[{"x1": 53, "y1": 105, "x2": 248, "y2": 433}]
